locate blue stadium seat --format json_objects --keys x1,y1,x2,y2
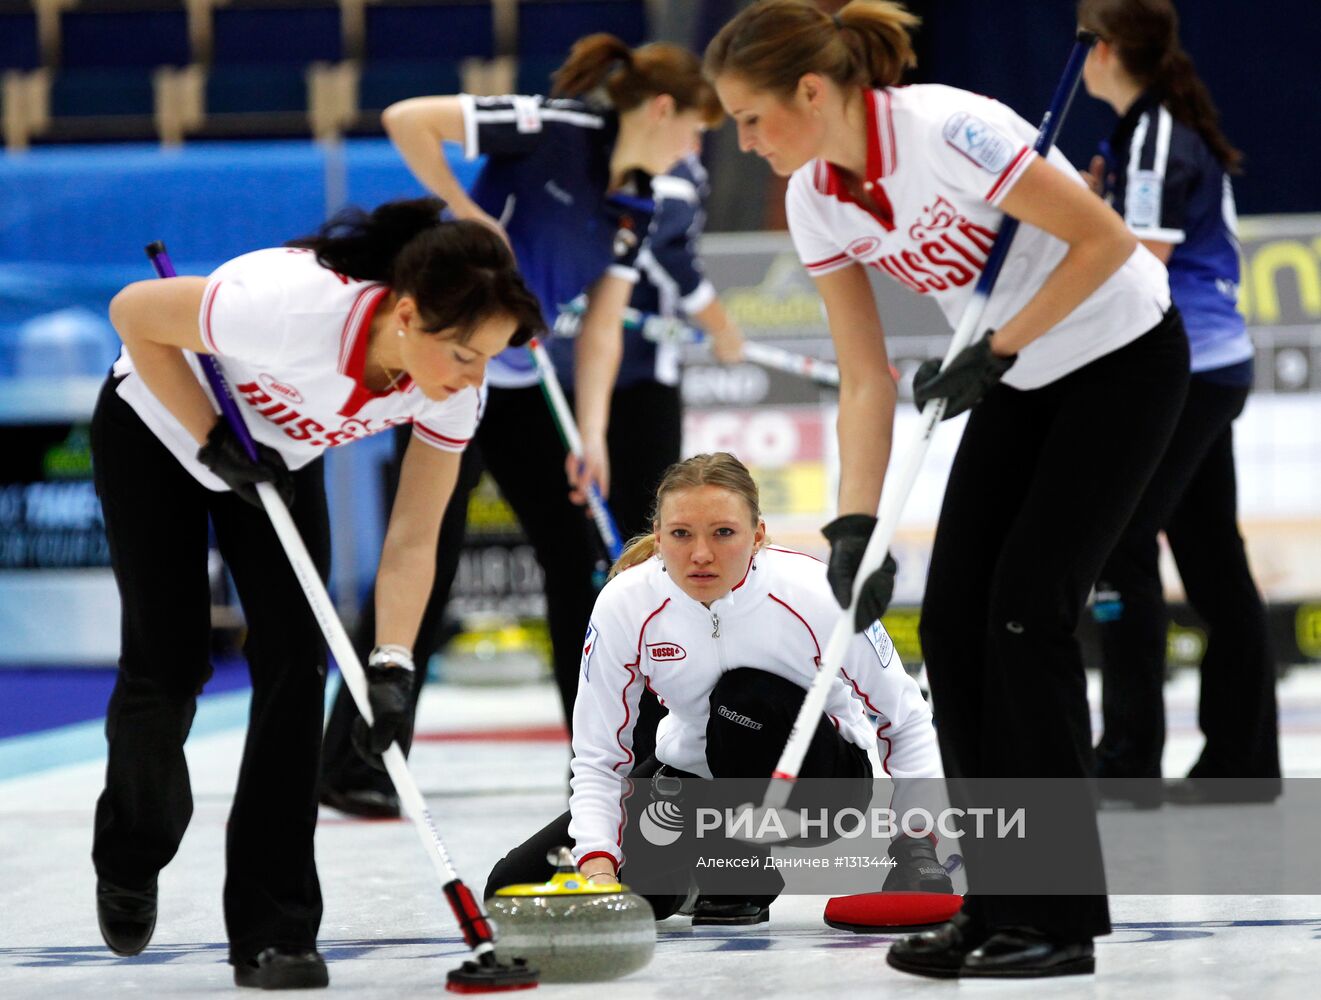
[
  {"x1": 517, "y1": 0, "x2": 647, "y2": 56},
  {"x1": 0, "y1": 1, "x2": 40, "y2": 73},
  {"x1": 202, "y1": 0, "x2": 342, "y2": 131},
  {"x1": 42, "y1": 1, "x2": 189, "y2": 141},
  {"x1": 366, "y1": 0, "x2": 495, "y2": 62},
  {"x1": 353, "y1": 1, "x2": 494, "y2": 130},
  {"x1": 0, "y1": 1, "x2": 39, "y2": 149},
  {"x1": 515, "y1": 0, "x2": 647, "y2": 94}
]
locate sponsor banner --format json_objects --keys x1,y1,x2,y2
[
  {"x1": 0, "y1": 424, "x2": 106, "y2": 570},
  {"x1": 692, "y1": 218, "x2": 1321, "y2": 401}
]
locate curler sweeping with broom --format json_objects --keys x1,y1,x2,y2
[
  {"x1": 486, "y1": 452, "x2": 947, "y2": 926},
  {"x1": 318, "y1": 34, "x2": 725, "y2": 819},
  {"x1": 706, "y1": 0, "x2": 1189, "y2": 979},
  {"x1": 90, "y1": 199, "x2": 542, "y2": 988}
]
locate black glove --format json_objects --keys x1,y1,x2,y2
[
  {"x1": 351, "y1": 645, "x2": 417, "y2": 772},
  {"x1": 196, "y1": 420, "x2": 295, "y2": 509},
  {"x1": 821, "y1": 514, "x2": 898, "y2": 632},
  {"x1": 912, "y1": 333, "x2": 1016, "y2": 420}
]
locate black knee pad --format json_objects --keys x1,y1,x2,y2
[
  {"x1": 706, "y1": 668, "x2": 804, "y2": 778},
  {"x1": 710, "y1": 667, "x2": 805, "y2": 716}
]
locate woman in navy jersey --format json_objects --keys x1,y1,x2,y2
[
  {"x1": 1079, "y1": 0, "x2": 1280, "y2": 806},
  {"x1": 318, "y1": 35, "x2": 723, "y2": 816},
  {"x1": 707, "y1": 0, "x2": 1189, "y2": 979},
  {"x1": 89, "y1": 199, "x2": 541, "y2": 988}
]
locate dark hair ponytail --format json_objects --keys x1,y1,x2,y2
[
  {"x1": 1078, "y1": 0, "x2": 1241, "y2": 172},
  {"x1": 551, "y1": 32, "x2": 723, "y2": 125},
  {"x1": 705, "y1": 0, "x2": 919, "y2": 98},
  {"x1": 288, "y1": 197, "x2": 543, "y2": 347},
  {"x1": 1158, "y1": 46, "x2": 1240, "y2": 172},
  {"x1": 288, "y1": 197, "x2": 445, "y2": 282}
]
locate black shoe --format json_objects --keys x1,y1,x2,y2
[
  {"x1": 690, "y1": 899, "x2": 770, "y2": 926},
  {"x1": 233, "y1": 947, "x2": 329, "y2": 989},
  {"x1": 962, "y1": 929, "x2": 1094, "y2": 978},
  {"x1": 882, "y1": 835, "x2": 954, "y2": 893},
  {"x1": 886, "y1": 911, "x2": 985, "y2": 979},
  {"x1": 96, "y1": 877, "x2": 157, "y2": 957},
  {"x1": 1096, "y1": 777, "x2": 1164, "y2": 810},
  {"x1": 1165, "y1": 777, "x2": 1281, "y2": 806},
  {"x1": 318, "y1": 786, "x2": 400, "y2": 819}
]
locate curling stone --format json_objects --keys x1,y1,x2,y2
[{"x1": 488, "y1": 849, "x2": 656, "y2": 982}]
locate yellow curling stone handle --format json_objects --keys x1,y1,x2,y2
[{"x1": 495, "y1": 868, "x2": 627, "y2": 897}]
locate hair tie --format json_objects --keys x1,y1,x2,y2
[{"x1": 832, "y1": 13, "x2": 844, "y2": 30}]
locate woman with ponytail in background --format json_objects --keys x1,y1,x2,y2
[
  {"x1": 89, "y1": 199, "x2": 542, "y2": 988},
  {"x1": 1079, "y1": 0, "x2": 1280, "y2": 807},
  {"x1": 318, "y1": 35, "x2": 724, "y2": 817},
  {"x1": 707, "y1": 0, "x2": 1189, "y2": 978},
  {"x1": 484, "y1": 452, "x2": 944, "y2": 926}
]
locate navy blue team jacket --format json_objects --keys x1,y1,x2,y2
[
  {"x1": 462, "y1": 94, "x2": 652, "y2": 388},
  {"x1": 621, "y1": 153, "x2": 715, "y2": 389},
  {"x1": 1098, "y1": 90, "x2": 1252, "y2": 381}
]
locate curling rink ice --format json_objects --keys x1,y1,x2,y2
[{"x1": 3, "y1": 669, "x2": 1320, "y2": 998}]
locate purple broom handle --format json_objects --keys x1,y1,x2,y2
[{"x1": 144, "y1": 241, "x2": 260, "y2": 464}]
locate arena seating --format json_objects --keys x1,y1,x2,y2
[
  {"x1": 0, "y1": 0, "x2": 654, "y2": 149},
  {"x1": 515, "y1": 0, "x2": 646, "y2": 95},
  {"x1": 0, "y1": 0, "x2": 40, "y2": 149},
  {"x1": 350, "y1": 1, "x2": 496, "y2": 136}
]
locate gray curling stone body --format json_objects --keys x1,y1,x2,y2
[{"x1": 488, "y1": 886, "x2": 656, "y2": 982}]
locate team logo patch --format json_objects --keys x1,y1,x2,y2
[
  {"x1": 942, "y1": 112, "x2": 1015, "y2": 173},
  {"x1": 259, "y1": 373, "x2": 302, "y2": 404},
  {"x1": 1128, "y1": 169, "x2": 1162, "y2": 229},
  {"x1": 647, "y1": 641, "x2": 686, "y2": 662},
  {"x1": 512, "y1": 94, "x2": 542, "y2": 133},
  {"x1": 908, "y1": 195, "x2": 960, "y2": 241},
  {"x1": 581, "y1": 621, "x2": 598, "y2": 681},
  {"x1": 865, "y1": 620, "x2": 895, "y2": 668},
  {"x1": 846, "y1": 235, "x2": 881, "y2": 258}
]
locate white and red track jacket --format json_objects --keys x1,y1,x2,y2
[
  {"x1": 113, "y1": 247, "x2": 481, "y2": 492},
  {"x1": 568, "y1": 545, "x2": 940, "y2": 869},
  {"x1": 786, "y1": 84, "x2": 1171, "y2": 390}
]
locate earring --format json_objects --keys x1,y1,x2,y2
[{"x1": 397, "y1": 329, "x2": 406, "y2": 338}]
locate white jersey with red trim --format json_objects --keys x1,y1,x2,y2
[
  {"x1": 786, "y1": 85, "x2": 1171, "y2": 390},
  {"x1": 112, "y1": 248, "x2": 481, "y2": 492},
  {"x1": 567, "y1": 545, "x2": 939, "y2": 868}
]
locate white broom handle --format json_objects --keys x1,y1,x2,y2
[
  {"x1": 526, "y1": 337, "x2": 624, "y2": 559},
  {"x1": 254, "y1": 481, "x2": 466, "y2": 889}
]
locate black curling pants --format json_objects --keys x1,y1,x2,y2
[
  {"x1": 1094, "y1": 376, "x2": 1280, "y2": 784},
  {"x1": 321, "y1": 381, "x2": 682, "y2": 794},
  {"x1": 918, "y1": 311, "x2": 1189, "y2": 942},
  {"x1": 90, "y1": 380, "x2": 330, "y2": 964},
  {"x1": 484, "y1": 667, "x2": 872, "y2": 916}
]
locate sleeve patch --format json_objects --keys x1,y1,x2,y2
[
  {"x1": 1127, "y1": 170, "x2": 1163, "y2": 229},
  {"x1": 865, "y1": 621, "x2": 895, "y2": 668},
  {"x1": 513, "y1": 95, "x2": 542, "y2": 133},
  {"x1": 581, "y1": 620, "x2": 599, "y2": 681},
  {"x1": 942, "y1": 112, "x2": 1015, "y2": 173}
]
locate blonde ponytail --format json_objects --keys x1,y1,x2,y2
[{"x1": 609, "y1": 533, "x2": 658, "y2": 580}]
